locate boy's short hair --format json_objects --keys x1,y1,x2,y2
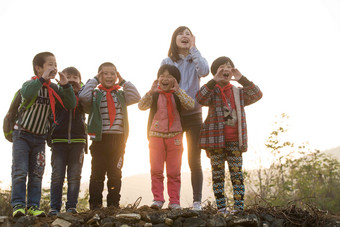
[
  {"x1": 157, "y1": 64, "x2": 181, "y2": 84},
  {"x1": 210, "y1": 56, "x2": 235, "y2": 76},
  {"x1": 32, "y1": 52, "x2": 55, "y2": 75},
  {"x1": 62, "y1": 67, "x2": 81, "y2": 81},
  {"x1": 98, "y1": 62, "x2": 116, "y2": 73}
]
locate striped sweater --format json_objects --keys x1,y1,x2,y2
[{"x1": 19, "y1": 77, "x2": 76, "y2": 135}]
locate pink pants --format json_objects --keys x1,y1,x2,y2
[{"x1": 149, "y1": 133, "x2": 183, "y2": 205}]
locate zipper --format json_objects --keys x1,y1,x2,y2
[{"x1": 68, "y1": 110, "x2": 72, "y2": 144}]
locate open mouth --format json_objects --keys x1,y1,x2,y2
[{"x1": 181, "y1": 39, "x2": 189, "y2": 44}]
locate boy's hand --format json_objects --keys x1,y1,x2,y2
[
  {"x1": 189, "y1": 35, "x2": 196, "y2": 49},
  {"x1": 95, "y1": 70, "x2": 102, "y2": 83},
  {"x1": 170, "y1": 78, "x2": 179, "y2": 92},
  {"x1": 117, "y1": 72, "x2": 124, "y2": 85},
  {"x1": 230, "y1": 68, "x2": 242, "y2": 81},
  {"x1": 42, "y1": 67, "x2": 57, "y2": 81},
  {"x1": 214, "y1": 67, "x2": 232, "y2": 84},
  {"x1": 56, "y1": 72, "x2": 68, "y2": 86},
  {"x1": 148, "y1": 80, "x2": 159, "y2": 95}
]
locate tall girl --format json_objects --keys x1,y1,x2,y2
[{"x1": 161, "y1": 26, "x2": 209, "y2": 210}]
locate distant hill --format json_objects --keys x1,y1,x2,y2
[
  {"x1": 80, "y1": 171, "x2": 215, "y2": 208},
  {"x1": 323, "y1": 146, "x2": 340, "y2": 161},
  {"x1": 119, "y1": 171, "x2": 215, "y2": 208},
  {"x1": 78, "y1": 146, "x2": 340, "y2": 209}
]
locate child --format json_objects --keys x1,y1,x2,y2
[
  {"x1": 196, "y1": 56, "x2": 263, "y2": 213},
  {"x1": 48, "y1": 67, "x2": 87, "y2": 216},
  {"x1": 79, "y1": 62, "x2": 140, "y2": 210},
  {"x1": 138, "y1": 64, "x2": 194, "y2": 210},
  {"x1": 11, "y1": 52, "x2": 76, "y2": 217},
  {"x1": 161, "y1": 26, "x2": 209, "y2": 210}
]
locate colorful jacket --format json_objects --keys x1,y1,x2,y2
[
  {"x1": 138, "y1": 88, "x2": 194, "y2": 138},
  {"x1": 79, "y1": 77, "x2": 141, "y2": 142},
  {"x1": 196, "y1": 76, "x2": 262, "y2": 152}
]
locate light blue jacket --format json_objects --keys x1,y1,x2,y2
[{"x1": 161, "y1": 46, "x2": 209, "y2": 116}]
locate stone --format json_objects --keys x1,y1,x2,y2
[
  {"x1": 173, "y1": 217, "x2": 185, "y2": 227},
  {"x1": 51, "y1": 218, "x2": 72, "y2": 227},
  {"x1": 183, "y1": 217, "x2": 206, "y2": 227},
  {"x1": 227, "y1": 214, "x2": 259, "y2": 227},
  {"x1": 206, "y1": 215, "x2": 226, "y2": 227},
  {"x1": 165, "y1": 217, "x2": 174, "y2": 226},
  {"x1": 144, "y1": 212, "x2": 166, "y2": 224},
  {"x1": 14, "y1": 216, "x2": 37, "y2": 227},
  {"x1": 115, "y1": 213, "x2": 141, "y2": 222},
  {"x1": 0, "y1": 216, "x2": 10, "y2": 227},
  {"x1": 86, "y1": 213, "x2": 101, "y2": 225},
  {"x1": 57, "y1": 212, "x2": 84, "y2": 224},
  {"x1": 153, "y1": 224, "x2": 168, "y2": 227},
  {"x1": 101, "y1": 217, "x2": 115, "y2": 227}
]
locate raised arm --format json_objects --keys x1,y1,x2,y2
[
  {"x1": 116, "y1": 72, "x2": 140, "y2": 106},
  {"x1": 231, "y1": 69, "x2": 263, "y2": 106},
  {"x1": 189, "y1": 36, "x2": 209, "y2": 77},
  {"x1": 78, "y1": 77, "x2": 99, "y2": 114}
]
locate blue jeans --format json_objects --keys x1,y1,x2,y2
[
  {"x1": 11, "y1": 130, "x2": 46, "y2": 208},
  {"x1": 50, "y1": 143, "x2": 84, "y2": 211}
]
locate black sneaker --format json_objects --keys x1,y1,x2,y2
[{"x1": 66, "y1": 208, "x2": 78, "y2": 214}]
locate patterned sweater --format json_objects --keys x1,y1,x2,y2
[{"x1": 195, "y1": 76, "x2": 262, "y2": 152}]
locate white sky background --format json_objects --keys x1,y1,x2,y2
[{"x1": 0, "y1": 0, "x2": 340, "y2": 189}]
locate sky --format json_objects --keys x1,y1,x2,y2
[{"x1": 0, "y1": 0, "x2": 340, "y2": 189}]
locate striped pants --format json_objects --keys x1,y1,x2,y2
[{"x1": 209, "y1": 149, "x2": 245, "y2": 210}]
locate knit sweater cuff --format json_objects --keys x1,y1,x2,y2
[
  {"x1": 238, "y1": 76, "x2": 251, "y2": 86},
  {"x1": 61, "y1": 83, "x2": 72, "y2": 89},
  {"x1": 206, "y1": 79, "x2": 217, "y2": 89},
  {"x1": 119, "y1": 80, "x2": 126, "y2": 86}
]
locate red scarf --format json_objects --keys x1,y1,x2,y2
[
  {"x1": 216, "y1": 83, "x2": 233, "y2": 110},
  {"x1": 98, "y1": 84, "x2": 121, "y2": 127},
  {"x1": 158, "y1": 88, "x2": 175, "y2": 128},
  {"x1": 32, "y1": 76, "x2": 65, "y2": 124}
]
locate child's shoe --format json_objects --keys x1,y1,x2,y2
[
  {"x1": 47, "y1": 209, "x2": 59, "y2": 216},
  {"x1": 217, "y1": 208, "x2": 229, "y2": 215},
  {"x1": 66, "y1": 208, "x2": 78, "y2": 214},
  {"x1": 13, "y1": 204, "x2": 26, "y2": 218},
  {"x1": 150, "y1": 201, "x2": 164, "y2": 209},
  {"x1": 168, "y1": 203, "x2": 181, "y2": 210},
  {"x1": 218, "y1": 208, "x2": 239, "y2": 215},
  {"x1": 27, "y1": 206, "x2": 46, "y2": 217},
  {"x1": 192, "y1": 201, "x2": 202, "y2": 211}
]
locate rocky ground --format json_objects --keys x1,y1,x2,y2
[{"x1": 6, "y1": 204, "x2": 340, "y2": 227}]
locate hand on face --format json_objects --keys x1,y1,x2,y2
[
  {"x1": 42, "y1": 67, "x2": 58, "y2": 81},
  {"x1": 230, "y1": 68, "x2": 242, "y2": 81},
  {"x1": 170, "y1": 78, "x2": 179, "y2": 92},
  {"x1": 55, "y1": 71, "x2": 69, "y2": 86},
  {"x1": 214, "y1": 67, "x2": 232, "y2": 85},
  {"x1": 117, "y1": 72, "x2": 124, "y2": 85},
  {"x1": 148, "y1": 80, "x2": 159, "y2": 95},
  {"x1": 189, "y1": 35, "x2": 196, "y2": 49}
]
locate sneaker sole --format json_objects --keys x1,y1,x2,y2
[
  {"x1": 28, "y1": 213, "x2": 46, "y2": 217},
  {"x1": 13, "y1": 211, "x2": 25, "y2": 218}
]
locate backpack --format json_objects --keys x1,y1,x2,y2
[{"x1": 3, "y1": 89, "x2": 38, "y2": 142}]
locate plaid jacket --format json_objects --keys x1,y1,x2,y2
[{"x1": 196, "y1": 77, "x2": 262, "y2": 152}]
